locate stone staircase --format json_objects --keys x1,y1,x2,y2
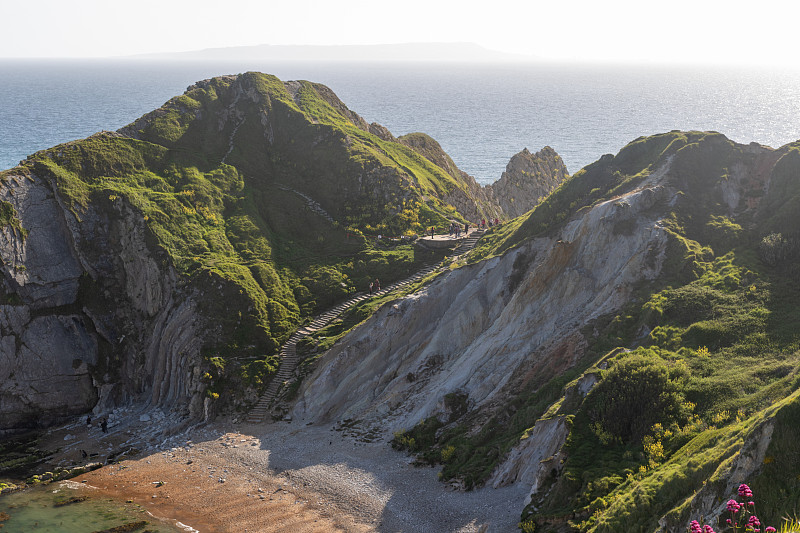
[{"x1": 244, "y1": 229, "x2": 485, "y2": 424}]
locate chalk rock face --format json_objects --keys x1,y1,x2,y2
[
  {"x1": 0, "y1": 171, "x2": 206, "y2": 434},
  {"x1": 488, "y1": 416, "x2": 570, "y2": 505},
  {"x1": 488, "y1": 146, "x2": 569, "y2": 218},
  {"x1": 292, "y1": 166, "x2": 672, "y2": 432}
]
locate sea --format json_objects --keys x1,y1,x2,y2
[
  {"x1": 2, "y1": 60, "x2": 800, "y2": 183},
  {"x1": 0, "y1": 481, "x2": 184, "y2": 532}
]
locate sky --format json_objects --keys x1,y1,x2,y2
[{"x1": 2, "y1": 0, "x2": 800, "y2": 65}]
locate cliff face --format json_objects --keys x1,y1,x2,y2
[
  {"x1": 0, "y1": 170, "x2": 207, "y2": 435},
  {"x1": 291, "y1": 131, "x2": 800, "y2": 529},
  {"x1": 487, "y1": 146, "x2": 569, "y2": 218},
  {"x1": 293, "y1": 173, "x2": 670, "y2": 429}
]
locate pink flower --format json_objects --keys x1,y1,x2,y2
[
  {"x1": 690, "y1": 520, "x2": 702, "y2": 533},
  {"x1": 703, "y1": 525, "x2": 715, "y2": 533},
  {"x1": 748, "y1": 501, "x2": 755, "y2": 506},
  {"x1": 738, "y1": 483, "x2": 754, "y2": 498},
  {"x1": 727, "y1": 499, "x2": 741, "y2": 512},
  {"x1": 766, "y1": 527, "x2": 777, "y2": 533},
  {"x1": 747, "y1": 515, "x2": 761, "y2": 527}
]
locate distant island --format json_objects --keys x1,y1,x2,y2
[{"x1": 127, "y1": 41, "x2": 537, "y2": 63}]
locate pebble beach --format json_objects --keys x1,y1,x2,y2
[{"x1": 56, "y1": 417, "x2": 528, "y2": 532}]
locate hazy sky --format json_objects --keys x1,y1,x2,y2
[{"x1": 3, "y1": 0, "x2": 799, "y2": 65}]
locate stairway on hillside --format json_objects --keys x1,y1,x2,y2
[{"x1": 244, "y1": 229, "x2": 485, "y2": 424}]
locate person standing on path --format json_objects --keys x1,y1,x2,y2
[
  {"x1": 374, "y1": 278, "x2": 381, "y2": 291},
  {"x1": 369, "y1": 281, "x2": 374, "y2": 294}
]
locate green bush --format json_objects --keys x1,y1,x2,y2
[
  {"x1": 759, "y1": 233, "x2": 798, "y2": 267},
  {"x1": 586, "y1": 351, "x2": 690, "y2": 444}
]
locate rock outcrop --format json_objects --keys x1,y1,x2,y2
[
  {"x1": 0, "y1": 171, "x2": 207, "y2": 435},
  {"x1": 488, "y1": 415, "x2": 570, "y2": 505},
  {"x1": 488, "y1": 146, "x2": 569, "y2": 218},
  {"x1": 398, "y1": 134, "x2": 570, "y2": 221}
]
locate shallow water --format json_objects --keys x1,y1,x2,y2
[{"x1": 0, "y1": 481, "x2": 183, "y2": 533}]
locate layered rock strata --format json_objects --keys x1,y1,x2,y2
[{"x1": 0, "y1": 171, "x2": 207, "y2": 434}]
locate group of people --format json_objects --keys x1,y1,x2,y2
[
  {"x1": 448, "y1": 221, "x2": 467, "y2": 238},
  {"x1": 480, "y1": 217, "x2": 500, "y2": 229},
  {"x1": 368, "y1": 278, "x2": 381, "y2": 294},
  {"x1": 427, "y1": 216, "x2": 502, "y2": 240}
]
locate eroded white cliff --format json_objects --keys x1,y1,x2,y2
[{"x1": 293, "y1": 167, "x2": 673, "y2": 437}]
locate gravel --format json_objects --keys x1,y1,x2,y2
[{"x1": 230, "y1": 420, "x2": 527, "y2": 532}]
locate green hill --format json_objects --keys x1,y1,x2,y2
[
  {"x1": 391, "y1": 131, "x2": 800, "y2": 531},
  {"x1": 3, "y1": 72, "x2": 496, "y2": 406}
]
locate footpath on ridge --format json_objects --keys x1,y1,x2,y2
[{"x1": 244, "y1": 228, "x2": 486, "y2": 424}]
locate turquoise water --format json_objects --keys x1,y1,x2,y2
[
  {"x1": 1, "y1": 60, "x2": 799, "y2": 182},
  {"x1": 0, "y1": 481, "x2": 182, "y2": 533}
]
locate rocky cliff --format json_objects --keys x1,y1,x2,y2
[
  {"x1": 0, "y1": 72, "x2": 529, "y2": 435},
  {"x1": 293, "y1": 180, "x2": 670, "y2": 428},
  {"x1": 0, "y1": 82, "x2": 564, "y2": 454},
  {"x1": 2, "y1": 74, "x2": 798, "y2": 530},
  {"x1": 487, "y1": 146, "x2": 569, "y2": 218},
  {"x1": 0, "y1": 168, "x2": 207, "y2": 435},
  {"x1": 291, "y1": 131, "x2": 800, "y2": 530}
]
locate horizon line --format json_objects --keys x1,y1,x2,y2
[{"x1": 0, "y1": 41, "x2": 795, "y2": 69}]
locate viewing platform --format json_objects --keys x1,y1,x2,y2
[{"x1": 417, "y1": 228, "x2": 483, "y2": 250}]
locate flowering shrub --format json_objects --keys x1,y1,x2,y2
[{"x1": 688, "y1": 483, "x2": 777, "y2": 533}]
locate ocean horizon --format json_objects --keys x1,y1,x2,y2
[{"x1": 2, "y1": 59, "x2": 799, "y2": 184}]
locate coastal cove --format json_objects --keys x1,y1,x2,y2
[
  {"x1": 1, "y1": 63, "x2": 800, "y2": 532},
  {"x1": 2, "y1": 60, "x2": 800, "y2": 181},
  {"x1": 2, "y1": 415, "x2": 525, "y2": 532}
]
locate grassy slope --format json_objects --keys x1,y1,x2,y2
[
  {"x1": 14, "y1": 72, "x2": 473, "y2": 402},
  {"x1": 393, "y1": 132, "x2": 800, "y2": 531}
]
